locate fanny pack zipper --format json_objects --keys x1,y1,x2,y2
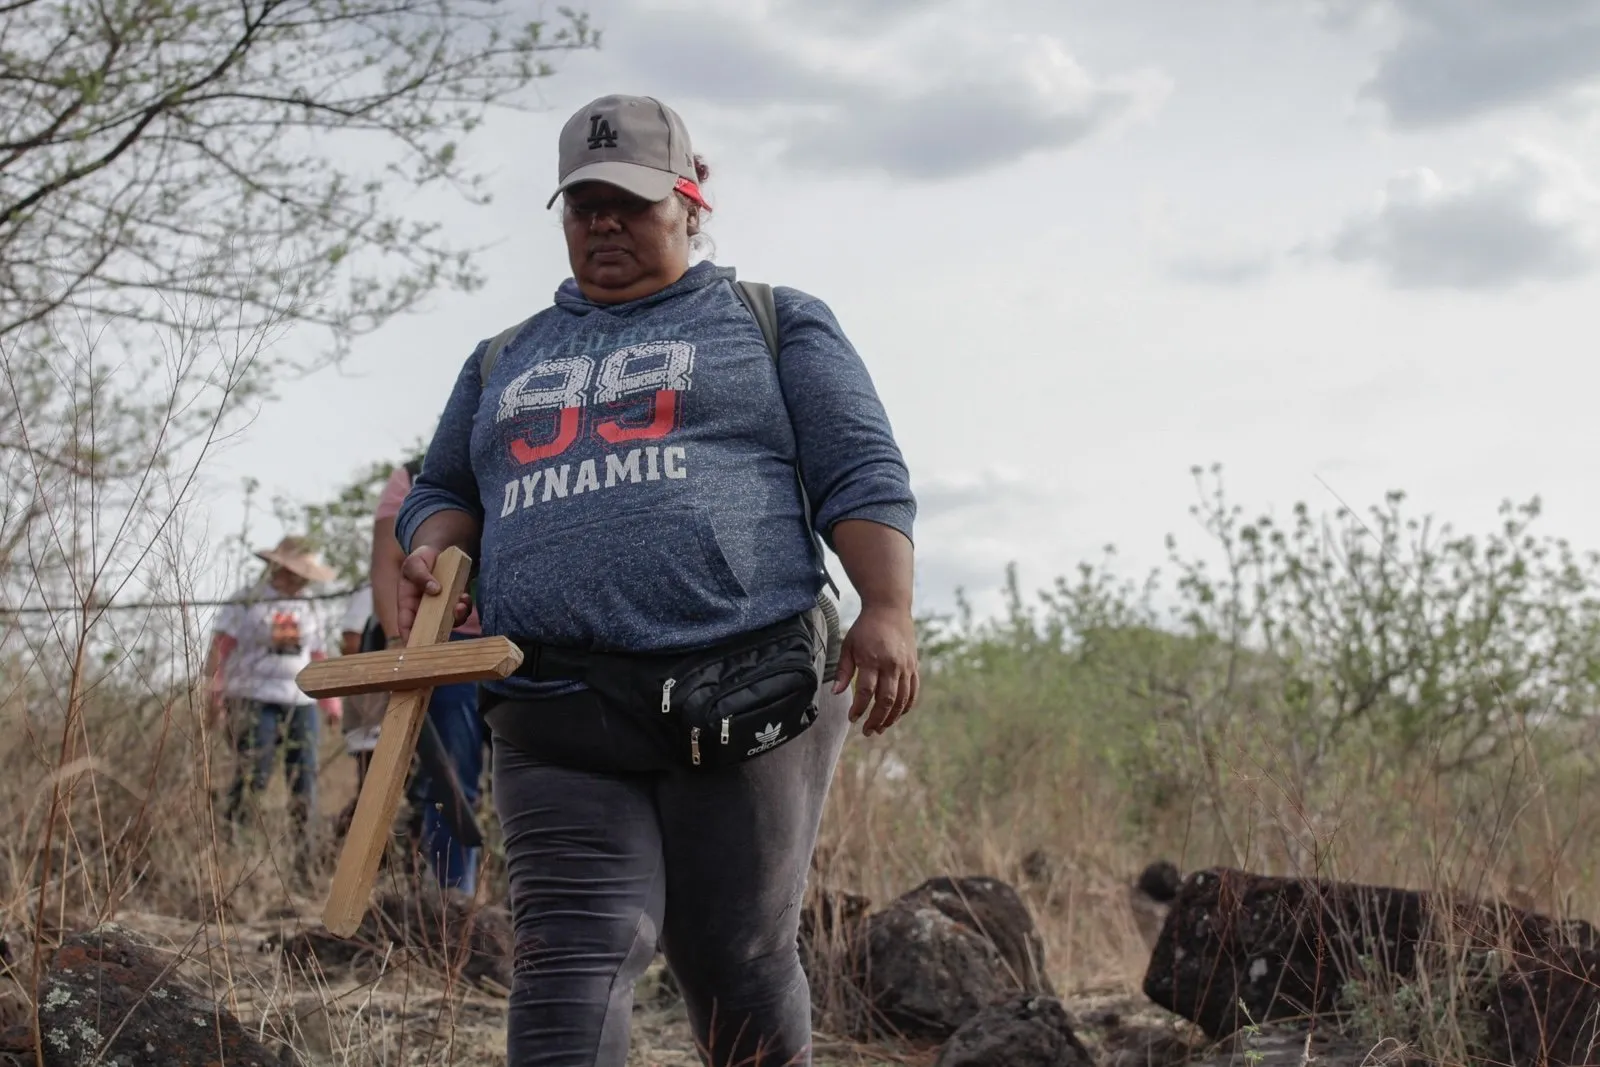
[
  {"x1": 693, "y1": 664, "x2": 814, "y2": 716},
  {"x1": 667, "y1": 651, "x2": 813, "y2": 765}
]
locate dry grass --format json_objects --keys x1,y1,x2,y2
[
  {"x1": 4, "y1": 664, "x2": 1598, "y2": 1067},
  {"x1": 803, "y1": 697, "x2": 1600, "y2": 1065},
  {"x1": 7, "y1": 481, "x2": 1600, "y2": 1066}
]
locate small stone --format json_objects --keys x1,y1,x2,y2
[
  {"x1": 1136, "y1": 861, "x2": 1183, "y2": 904},
  {"x1": 935, "y1": 995, "x2": 1091, "y2": 1067}
]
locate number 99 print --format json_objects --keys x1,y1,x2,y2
[
  {"x1": 495, "y1": 341, "x2": 695, "y2": 462},
  {"x1": 492, "y1": 339, "x2": 697, "y2": 517}
]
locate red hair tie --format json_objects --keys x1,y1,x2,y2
[{"x1": 675, "y1": 177, "x2": 711, "y2": 211}]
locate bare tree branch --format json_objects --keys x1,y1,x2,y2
[{"x1": 0, "y1": 0, "x2": 597, "y2": 574}]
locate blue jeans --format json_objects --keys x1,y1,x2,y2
[
  {"x1": 225, "y1": 699, "x2": 318, "y2": 832},
  {"x1": 407, "y1": 633, "x2": 485, "y2": 894}
]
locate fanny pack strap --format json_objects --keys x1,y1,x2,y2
[
  {"x1": 509, "y1": 641, "x2": 673, "y2": 685},
  {"x1": 507, "y1": 610, "x2": 825, "y2": 686}
]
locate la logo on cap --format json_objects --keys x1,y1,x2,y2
[
  {"x1": 587, "y1": 114, "x2": 619, "y2": 150},
  {"x1": 547, "y1": 94, "x2": 701, "y2": 209}
]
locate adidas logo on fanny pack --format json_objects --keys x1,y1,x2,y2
[{"x1": 747, "y1": 722, "x2": 785, "y2": 757}]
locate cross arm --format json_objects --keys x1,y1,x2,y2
[{"x1": 295, "y1": 636, "x2": 524, "y2": 697}]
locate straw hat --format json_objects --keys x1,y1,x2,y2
[{"x1": 253, "y1": 535, "x2": 337, "y2": 584}]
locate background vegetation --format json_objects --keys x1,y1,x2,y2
[
  {"x1": 7, "y1": 456, "x2": 1599, "y2": 1063},
  {"x1": 4, "y1": 2, "x2": 1597, "y2": 1059}
]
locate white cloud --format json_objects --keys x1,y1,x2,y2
[
  {"x1": 578, "y1": 0, "x2": 1170, "y2": 181},
  {"x1": 1320, "y1": 0, "x2": 1600, "y2": 125},
  {"x1": 1168, "y1": 146, "x2": 1600, "y2": 292},
  {"x1": 1327, "y1": 147, "x2": 1600, "y2": 290},
  {"x1": 776, "y1": 34, "x2": 1169, "y2": 181}
]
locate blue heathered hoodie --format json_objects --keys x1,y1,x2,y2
[{"x1": 396, "y1": 262, "x2": 915, "y2": 678}]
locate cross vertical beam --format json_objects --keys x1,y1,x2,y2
[{"x1": 316, "y1": 547, "x2": 473, "y2": 937}]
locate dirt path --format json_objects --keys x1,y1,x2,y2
[{"x1": 103, "y1": 909, "x2": 1374, "y2": 1067}]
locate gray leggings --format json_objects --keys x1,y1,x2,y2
[{"x1": 488, "y1": 675, "x2": 850, "y2": 1067}]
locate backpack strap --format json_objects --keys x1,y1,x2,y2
[
  {"x1": 358, "y1": 613, "x2": 388, "y2": 654},
  {"x1": 479, "y1": 316, "x2": 535, "y2": 389},
  {"x1": 736, "y1": 280, "x2": 782, "y2": 365},
  {"x1": 733, "y1": 279, "x2": 840, "y2": 599}
]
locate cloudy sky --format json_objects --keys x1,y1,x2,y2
[{"x1": 197, "y1": 0, "x2": 1600, "y2": 621}]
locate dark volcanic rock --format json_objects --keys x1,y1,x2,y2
[
  {"x1": 859, "y1": 876, "x2": 1053, "y2": 1041},
  {"x1": 1143, "y1": 867, "x2": 1428, "y2": 1037},
  {"x1": 279, "y1": 883, "x2": 512, "y2": 991},
  {"x1": 1485, "y1": 943, "x2": 1600, "y2": 1067},
  {"x1": 1130, "y1": 862, "x2": 1185, "y2": 951},
  {"x1": 859, "y1": 900, "x2": 1012, "y2": 1040},
  {"x1": 36, "y1": 924, "x2": 273, "y2": 1067},
  {"x1": 1144, "y1": 867, "x2": 1600, "y2": 1042},
  {"x1": 935, "y1": 995, "x2": 1092, "y2": 1067},
  {"x1": 1137, "y1": 862, "x2": 1183, "y2": 904},
  {"x1": 906, "y1": 876, "x2": 1054, "y2": 996},
  {"x1": 0, "y1": 1020, "x2": 32, "y2": 1067}
]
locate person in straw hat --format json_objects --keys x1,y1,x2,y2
[{"x1": 205, "y1": 535, "x2": 343, "y2": 867}]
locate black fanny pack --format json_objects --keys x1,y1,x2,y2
[{"x1": 507, "y1": 609, "x2": 825, "y2": 771}]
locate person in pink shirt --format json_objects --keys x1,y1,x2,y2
[
  {"x1": 371, "y1": 457, "x2": 485, "y2": 893},
  {"x1": 374, "y1": 458, "x2": 482, "y2": 638}
]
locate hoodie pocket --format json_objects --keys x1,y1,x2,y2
[{"x1": 504, "y1": 504, "x2": 748, "y2": 648}]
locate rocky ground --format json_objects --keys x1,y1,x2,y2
[{"x1": 4, "y1": 862, "x2": 1596, "y2": 1066}]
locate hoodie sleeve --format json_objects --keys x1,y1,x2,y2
[
  {"x1": 395, "y1": 341, "x2": 489, "y2": 553},
  {"x1": 772, "y1": 287, "x2": 916, "y2": 548}
]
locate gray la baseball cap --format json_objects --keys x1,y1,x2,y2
[{"x1": 547, "y1": 95, "x2": 704, "y2": 209}]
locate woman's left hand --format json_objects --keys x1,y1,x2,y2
[{"x1": 834, "y1": 605, "x2": 920, "y2": 736}]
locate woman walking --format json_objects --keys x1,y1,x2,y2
[
  {"x1": 394, "y1": 94, "x2": 918, "y2": 1066},
  {"x1": 206, "y1": 536, "x2": 342, "y2": 874}
]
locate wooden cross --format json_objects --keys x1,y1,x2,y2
[{"x1": 294, "y1": 547, "x2": 522, "y2": 937}]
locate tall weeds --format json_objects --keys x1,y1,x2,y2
[{"x1": 6, "y1": 391, "x2": 1600, "y2": 1067}]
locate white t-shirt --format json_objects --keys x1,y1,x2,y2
[
  {"x1": 214, "y1": 579, "x2": 330, "y2": 705},
  {"x1": 340, "y1": 585, "x2": 373, "y2": 637}
]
